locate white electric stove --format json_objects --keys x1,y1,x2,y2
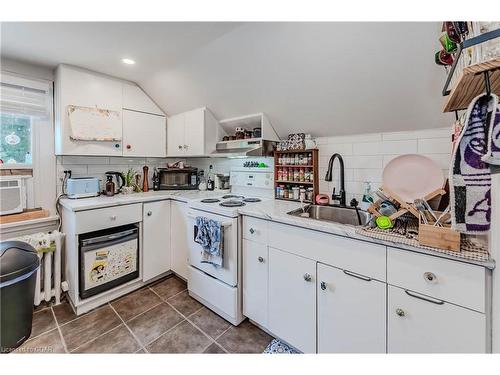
[{"x1": 187, "y1": 167, "x2": 273, "y2": 325}]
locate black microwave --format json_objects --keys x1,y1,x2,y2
[{"x1": 158, "y1": 168, "x2": 198, "y2": 190}]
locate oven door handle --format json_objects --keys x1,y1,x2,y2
[{"x1": 187, "y1": 213, "x2": 232, "y2": 227}]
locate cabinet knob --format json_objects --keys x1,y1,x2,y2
[
  {"x1": 147, "y1": 211, "x2": 152, "y2": 216},
  {"x1": 320, "y1": 281, "x2": 327, "y2": 290},
  {"x1": 396, "y1": 308, "x2": 405, "y2": 317},
  {"x1": 126, "y1": 144, "x2": 131, "y2": 150},
  {"x1": 114, "y1": 143, "x2": 120, "y2": 148},
  {"x1": 249, "y1": 228, "x2": 255, "y2": 234},
  {"x1": 303, "y1": 273, "x2": 312, "y2": 282},
  {"x1": 178, "y1": 145, "x2": 183, "y2": 149},
  {"x1": 424, "y1": 272, "x2": 437, "y2": 283},
  {"x1": 258, "y1": 256, "x2": 264, "y2": 263},
  {"x1": 110, "y1": 215, "x2": 117, "y2": 221}
]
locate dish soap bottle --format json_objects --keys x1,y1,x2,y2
[
  {"x1": 105, "y1": 175, "x2": 115, "y2": 197},
  {"x1": 207, "y1": 165, "x2": 215, "y2": 191},
  {"x1": 360, "y1": 181, "x2": 373, "y2": 211}
]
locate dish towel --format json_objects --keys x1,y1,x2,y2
[
  {"x1": 450, "y1": 93, "x2": 498, "y2": 234},
  {"x1": 194, "y1": 216, "x2": 224, "y2": 267},
  {"x1": 481, "y1": 102, "x2": 500, "y2": 165}
]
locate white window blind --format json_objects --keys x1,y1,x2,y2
[{"x1": 0, "y1": 73, "x2": 51, "y2": 118}]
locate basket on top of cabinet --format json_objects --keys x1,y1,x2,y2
[{"x1": 274, "y1": 149, "x2": 319, "y2": 203}]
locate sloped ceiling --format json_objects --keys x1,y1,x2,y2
[{"x1": 1, "y1": 22, "x2": 451, "y2": 137}]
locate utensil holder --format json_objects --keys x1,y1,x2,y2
[{"x1": 418, "y1": 213, "x2": 461, "y2": 252}]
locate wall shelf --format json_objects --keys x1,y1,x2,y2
[{"x1": 443, "y1": 58, "x2": 500, "y2": 112}]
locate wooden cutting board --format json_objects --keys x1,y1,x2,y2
[{"x1": 0, "y1": 208, "x2": 50, "y2": 224}]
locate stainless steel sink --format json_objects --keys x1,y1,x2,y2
[{"x1": 287, "y1": 205, "x2": 371, "y2": 226}]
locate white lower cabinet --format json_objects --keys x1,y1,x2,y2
[
  {"x1": 268, "y1": 247, "x2": 316, "y2": 353},
  {"x1": 170, "y1": 201, "x2": 189, "y2": 279},
  {"x1": 317, "y1": 263, "x2": 386, "y2": 353},
  {"x1": 387, "y1": 285, "x2": 486, "y2": 353},
  {"x1": 142, "y1": 200, "x2": 171, "y2": 282},
  {"x1": 242, "y1": 239, "x2": 268, "y2": 327}
]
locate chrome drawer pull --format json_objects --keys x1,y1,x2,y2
[
  {"x1": 395, "y1": 308, "x2": 405, "y2": 317},
  {"x1": 249, "y1": 228, "x2": 255, "y2": 234},
  {"x1": 110, "y1": 215, "x2": 117, "y2": 221},
  {"x1": 147, "y1": 211, "x2": 152, "y2": 217},
  {"x1": 404, "y1": 289, "x2": 445, "y2": 305},
  {"x1": 343, "y1": 269, "x2": 372, "y2": 282},
  {"x1": 258, "y1": 256, "x2": 264, "y2": 263},
  {"x1": 320, "y1": 281, "x2": 327, "y2": 290},
  {"x1": 303, "y1": 273, "x2": 312, "y2": 282}
]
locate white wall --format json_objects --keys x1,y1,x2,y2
[{"x1": 315, "y1": 127, "x2": 452, "y2": 203}]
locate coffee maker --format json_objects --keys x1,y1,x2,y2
[
  {"x1": 105, "y1": 171, "x2": 125, "y2": 194},
  {"x1": 215, "y1": 173, "x2": 230, "y2": 190}
]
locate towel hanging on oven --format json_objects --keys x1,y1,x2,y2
[{"x1": 194, "y1": 216, "x2": 224, "y2": 267}]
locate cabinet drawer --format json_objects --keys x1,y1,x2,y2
[
  {"x1": 269, "y1": 222, "x2": 386, "y2": 281},
  {"x1": 388, "y1": 285, "x2": 486, "y2": 353},
  {"x1": 243, "y1": 216, "x2": 269, "y2": 244},
  {"x1": 387, "y1": 248, "x2": 486, "y2": 312},
  {"x1": 74, "y1": 204, "x2": 142, "y2": 234}
]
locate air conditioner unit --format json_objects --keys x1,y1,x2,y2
[{"x1": 0, "y1": 177, "x2": 24, "y2": 215}]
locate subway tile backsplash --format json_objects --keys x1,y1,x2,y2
[{"x1": 56, "y1": 126, "x2": 452, "y2": 202}]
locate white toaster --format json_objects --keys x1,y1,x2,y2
[{"x1": 66, "y1": 177, "x2": 100, "y2": 199}]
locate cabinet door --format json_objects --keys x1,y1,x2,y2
[
  {"x1": 143, "y1": 200, "x2": 171, "y2": 282},
  {"x1": 170, "y1": 201, "x2": 189, "y2": 280},
  {"x1": 167, "y1": 113, "x2": 185, "y2": 156},
  {"x1": 122, "y1": 110, "x2": 166, "y2": 157},
  {"x1": 317, "y1": 263, "x2": 386, "y2": 353},
  {"x1": 268, "y1": 247, "x2": 316, "y2": 353},
  {"x1": 184, "y1": 108, "x2": 205, "y2": 156},
  {"x1": 243, "y1": 240, "x2": 268, "y2": 327},
  {"x1": 122, "y1": 83, "x2": 163, "y2": 115},
  {"x1": 388, "y1": 285, "x2": 486, "y2": 353}
]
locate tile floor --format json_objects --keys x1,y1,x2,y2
[{"x1": 14, "y1": 275, "x2": 273, "y2": 354}]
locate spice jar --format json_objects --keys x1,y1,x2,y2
[
  {"x1": 299, "y1": 187, "x2": 306, "y2": 201},
  {"x1": 280, "y1": 185, "x2": 285, "y2": 198},
  {"x1": 304, "y1": 168, "x2": 310, "y2": 182},
  {"x1": 299, "y1": 168, "x2": 305, "y2": 182},
  {"x1": 283, "y1": 187, "x2": 289, "y2": 199},
  {"x1": 292, "y1": 186, "x2": 299, "y2": 200},
  {"x1": 278, "y1": 168, "x2": 283, "y2": 181},
  {"x1": 293, "y1": 168, "x2": 299, "y2": 181},
  {"x1": 283, "y1": 168, "x2": 288, "y2": 181},
  {"x1": 307, "y1": 153, "x2": 312, "y2": 165},
  {"x1": 294, "y1": 154, "x2": 299, "y2": 165},
  {"x1": 306, "y1": 188, "x2": 313, "y2": 201}
]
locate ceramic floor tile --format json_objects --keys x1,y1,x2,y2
[
  {"x1": 52, "y1": 301, "x2": 78, "y2": 325},
  {"x1": 72, "y1": 325, "x2": 141, "y2": 353},
  {"x1": 146, "y1": 320, "x2": 211, "y2": 353},
  {"x1": 216, "y1": 320, "x2": 273, "y2": 353},
  {"x1": 167, "y1": 290, "x2": 203, "y2": 316},
  {"x1": 150, "y1": 275, "x2": 187, "y2": 299},
  {"x1": 127, "y1": 302, "x2": 184, "y2": 345},
  {"x1": 111, "y1": 287, "x2": 162, "y2": 321},
  {"x1": 59, "y1": 304, "x2": 121, "y2": 351},
  {"x1": 189, "y1": 307, "x2": 231, "y2": 339},
  {"x1": 14, "y1": 329, "x2": 66, "y2": 354},
  {"x1": 203, "y1": 343, "x2": 226, "y2": 354},
  {"x1": 31, "y1": 308, "x2": 57, "y2": 338}
]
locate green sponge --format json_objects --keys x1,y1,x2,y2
[{"x1": 376, "y1": 215, "x2": 393, "y2": 229}]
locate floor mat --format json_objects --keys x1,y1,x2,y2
[{"x1": 263, "y1": 339, "x2": 299, "y2": 354}]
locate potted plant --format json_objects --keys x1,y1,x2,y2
[{"x1": 121, "y1": 168, "x2": 137, "y2": 194}]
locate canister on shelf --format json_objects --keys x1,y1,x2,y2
[
  {"x1": 306, "y1": 188, "x2": 313, "y2": 201},
  {"x1": 292, "y1": 186, "x2": 300, "y2": 200},
  {"x1": 299, "y1": 168, "x2": 305, "y2": 182},
  {"x1": 299, "y1": 187, "x2": 306, "y2": 201}
]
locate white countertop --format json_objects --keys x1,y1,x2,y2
[
  {"x1": 59, "y1": 191, "x2": 494, "y2": 269},
  {"x1": 59, "y1": 190, "x2": 227, "y2": 211},
  {"x1": 239, "y1": 199, "x2": 495, "y2": 269}
]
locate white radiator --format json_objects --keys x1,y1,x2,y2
[{"x1": 15, "y1": 231, "x2": 67, "y2": 306}]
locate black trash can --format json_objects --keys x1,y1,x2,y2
[{"x1": 0, "y1": 241, "x2": 40, "y2": 353}]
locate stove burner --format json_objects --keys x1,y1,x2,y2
[
  {"x1": 243, "y1": 198, "x2": 261, "y2": 203},
  {"x1": 201, "y1": 198, "x2": 221, "y2": 203},
  {"x1": 220, "y1": 200, "x2": 246, "y2": 207},
  {"x1": 222, "y1": 194, "x2": 244, "y2": 199}
]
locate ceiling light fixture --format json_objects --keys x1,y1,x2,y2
[{"x1": 122, "y1": 58, "x2": 135, "y2": 65}]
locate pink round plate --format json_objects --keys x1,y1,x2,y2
[{"x1": 382, "y1": 154, "x2": 444, "y2": 203}]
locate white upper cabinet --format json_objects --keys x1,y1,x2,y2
[
  {"x1": 55, "y1": 64, "x2": 123, "y2": 156},
  {"x1": 122, "y1": 83, "x2": 163, "y2": 115},
  {"x1": 167, "y1": 107, "x2": 219, "y2": 157},
  {"x1": 122, "y1": 110, "x2": 166, "y2": 157},
  {"x1": 55, "y1": 65, "x2": 166, "y2": 157}
]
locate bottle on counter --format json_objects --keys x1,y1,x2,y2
[
  {"x1": 198, "y1": 170, "x2": 207, "y2": 191},
  {"x1": 105, "y1": 175, "x2": 115, "y2": 197},
  {"x1": 152, "y1": 168, "x2": 160, "y2": 191},
  {"x1": 207, "y1": 165, "x2": 215, "y2": 191}
]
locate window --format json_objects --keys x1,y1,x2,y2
[
  {"x1": 0, "y1": 75, "x2": 49, "y2": 168},
  {"x1": 0, "y1": 113, "x2": 32, "y2": 165}
]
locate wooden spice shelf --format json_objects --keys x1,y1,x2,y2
[
  {"x1": 275, "y1": 165, "x2": 313, "y2": 168},
  {"x1": 443, "y1": 58, "x2": 500, "y2": 112},
  {"x1": 275, "y1": 197, "x2": 313, "y2": 204},
  {"x1": 276, "y1": 180, "x2": 314, "y2": 185}
]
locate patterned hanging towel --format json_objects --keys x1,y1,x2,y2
[
  {"x1": 450, "y1": 93, "x2": 498, "y2": 234},
  {"x1": 481, "y1": 103, "x2": 500, "y2": 165}
]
